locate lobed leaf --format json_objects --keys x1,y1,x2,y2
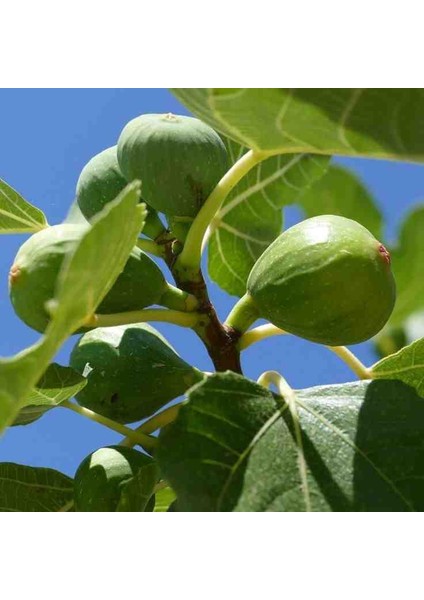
[
  {"x1": 154, "y1": 486, "x2": 177, "y2": 512},
  {"x1": 172, "y1": 89, "x2": 424, "y2": 162},
  {"x1": 371, "y1": 337, "x2": 424, "y2": 397},
  {"x1": 0, "y1": 463, "x2": 73, "y2": 512},
  {"x1": 12, "y1": 363, "x2": 87, "y2": 426},
  {"x1": 389, "y1": 205, "x2": 424, "y2": 327},
  {"x1": 0, "y1": 178, "x2": 48, "y2": 233},
  {"x1": 299, "y1": 164, "x2": 383, "y2": 238},
  {"x1": 158, "y1": 373, "x2": 424, "y2": 511},
  {"x1": 208, "y1": 138, "x2": 328, "y2": 296}
]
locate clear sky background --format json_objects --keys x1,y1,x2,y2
[{"x1": 1, "y1": 88, "x2": 423, "y2": 477}]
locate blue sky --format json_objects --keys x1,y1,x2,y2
[{"x1": 1, "y1": 89, "x2": 423, "y2": 476}]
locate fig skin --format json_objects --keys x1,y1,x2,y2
[
  {"x1": 247, "y1": 215, "x2": 396, "y2": 346},
  {"x1": 9, "y1": 224, "x2": 167, "y2": 333},
  {"x1": 70, "y1": 323, "x2": 203, "y2": 424},
  {"x1": 74, "y1": 446, "x2": 156, "y2": 512},
  {"x1": 76, "y1": 146, "x2": 128, "y2": 220},
  {"x1": 117, "y1": 113, "x2": 229, "y2": 218}
]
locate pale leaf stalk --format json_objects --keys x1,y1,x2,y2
[
  {"x1": 176, "y1": 149, "x2": 271, "y2": 276},
  {"x1": 238, "y1": 324, "x2": 288, "y2": 350},
  {"x1": 86, "y1": 309, "x2": 200, "y2": 329},
  {"x1": 120, "y1": 403, "x2": 183, "y2": 448},
  {"x1": 257, "y1": 370, "x2": 294, "y2": 400},
  {"x1": 241, "y1": 324, "x2": 371, "y2": 380},
  {"x1": 328, "y1": 346, "x2": 371, "y2": 380},
  {"x1": 61, "y1": 400, "x2": 157, "y2": 451}
]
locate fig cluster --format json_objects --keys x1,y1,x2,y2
[{"x1": 8, "y1": 111, "x2": 225, "y2": 462}]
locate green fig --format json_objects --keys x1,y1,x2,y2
[
  {"x1": 76, "y1": 145, "x2": 165, "y2": 239},
  {"x1": 70, "y1": 323, "x2": 203, "y2": 423},
  {"x1": 74, "y1": 446, "x2": 157, "y2": 512},
  {"x1": 76, "y1": 146, "x2": 128, "y2": 220},
  {"x1": 117, "y1": 113, "x2": 229, "y2": 218},
  {"x1": 9, "y1": 224, "x2": 168, "y2": 333},
  {"x1": 244, "y1": 215, "x2": 396, "y2": 346}
]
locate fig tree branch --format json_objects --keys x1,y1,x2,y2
[{"x1": 175, "y1": 149, "x2": 271, "y2": 278}]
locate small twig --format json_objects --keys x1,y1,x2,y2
[
  {"x1": 240, "y1": 324, "x2": 371, "y2": 380},
  {"x1": 120, "y1": 403, "x2": 182, "y2": 448},
  {"x1": 86, "y1": 309, "x2": 200, "y2": 329},
  {"x1": 62, "y1": 400, "x2": 157, "y2": 451}
]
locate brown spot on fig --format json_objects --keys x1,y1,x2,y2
[
  {"x1": 8, "y1": 264, "x2": 21, "y2": 286},
  {"x1": 110, "y1": 393, "x2": 119, "y2": 404},
  {"x1": 378, "y1": 243, "x2": 391, "y2": 264}
]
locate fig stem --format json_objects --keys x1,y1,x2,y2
[
  {"x1": 176, "y1": 149, "x2": 271, "y2": 277},
  {"x1": 87, "y1": 309, "x2": 200, "y2": 329},
  {"x1": 328, "y1": 346, "x2": 372, "y2": 380},
  {"x1": 142, "y1": 207, "x2": 167, "y2": 240},
  {"x1": 240, "y1": 324, "x2": 372, "y2": 380},
  {"x1": 225, "y1": 293, "x2": 260, "y2": 334},
  {"x1": 136, "y1": 238, "x2": 165, "y2": 258},
  {"x1": 238, "y1": 323, "x2": 288, "y2": 350},
  {"x1": 61, "y1": 400, "x2": 158, "y2": 451},
  {"x1": 120, "y1": 403, "x2": 183, "y2": 448},
  {"x1": 159, "y1": 283, "x2": 199, "y2": 312}
]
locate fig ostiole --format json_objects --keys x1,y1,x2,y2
[
  {"x1": 117, "y1": 113, "x2": 229, "y2": 218},
  {"x1": 228, "y1": 215, "x2": 396, "y2": 347},
  {"x1": 8, "y1": 224, "x2": 192, "y2": 333},
  {"x1": 70, "y1": 323, "x2": 204, "y2": 424},
  {"x1": 74, "y1": 445, "x2": 158, "y2": 512}
]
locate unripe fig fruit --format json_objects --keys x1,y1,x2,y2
[
  {"x1": 246, "y1": 215, "x2": 396, "y2": 346},
  {"x1": 76, "y1": 146, "x2": 128, "y2": 220},
  {"x1": 9, "y1": 224, "x2": 167, "y2": 333},
  {"x1": 74, "y1": 446, "x2": 156, "y2": 512},
  {"x1": 70, "y1": 323, "x2": 203, "y2": 423},
  {"x1": 117, "y1": 113, "x2": 229, "y2": 218},
  {"x1": 76, "y1": 146, "x2": 166, "y2": 240}
]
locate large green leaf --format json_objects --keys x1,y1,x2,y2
[
  {"x1": 0, "y1": 178, "x2": 48, "y2": 233},
  {"x1": 0, "y1": 463, "x2": 73, "y2": 512},
  {"x1": 0, "y1": 182, "x2": 145, "y2": 434},
  {"x1": 158, "y1": 373, "x2": 424, "y2": 511},
  {"x1": 172, "y1": 89, "x2": 424, "y2": 162},
  {"x1": 154, "y1": 486, "x2": 177, "y2": 512},
  {"x1": 299, "y1": 164, "x2": 383, "y2": 239},
  {"x1": 12, "y1": 363, "x2": 87, "y2": 426},
  {"x1": 208, "y1": 139, "x2": 328, "y2": 296},
  {"x1": 371, "y1": 337, "x2": 424, "y2": 397},
  {"x1": 389, "y1": 205, "x2": 424, "y2": 327}
]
